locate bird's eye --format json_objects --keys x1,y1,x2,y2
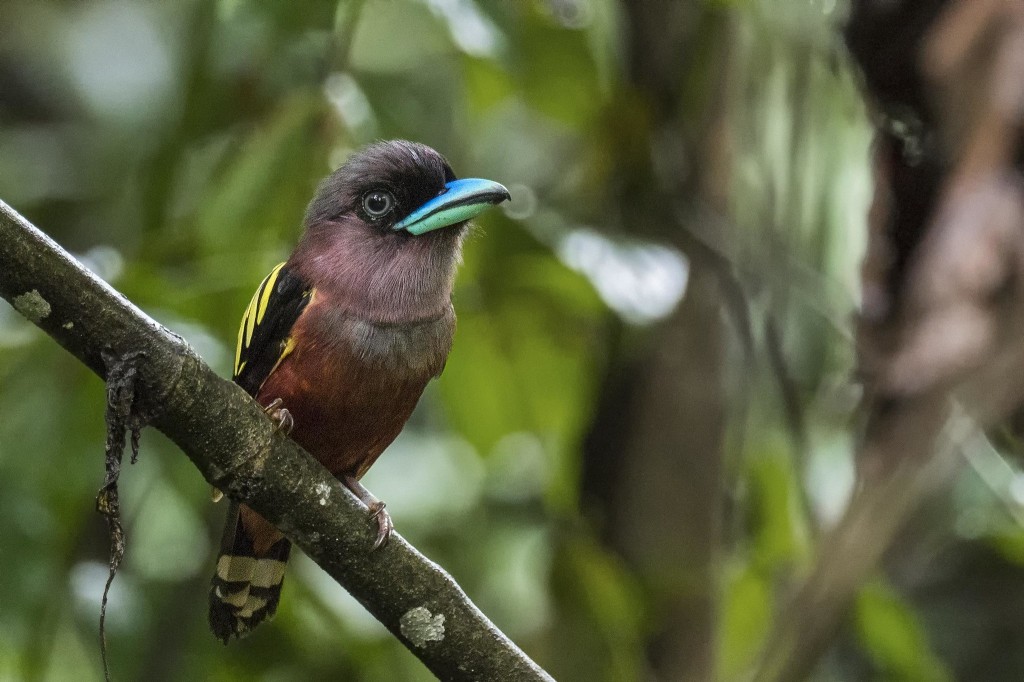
[{"x1": 362, "y1": 190, "x2": 395, "y2": 218}]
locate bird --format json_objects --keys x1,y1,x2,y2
[{"x1": 208, "y1": 140, "x2": 510, "y2": 643}]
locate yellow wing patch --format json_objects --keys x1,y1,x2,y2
[{"x1": 234, "y1": 263, "x2": 286, "y2": 377}]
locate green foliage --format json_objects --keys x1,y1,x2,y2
[
  {"x1": 855, "y1": 582, "x2": 952, "y2": 682},
  {"x1": 440, "y1": 217, "x2": 605, "y2": 508},
  {"x1": 719, "y1": 563, "x2": 771, "y2": 680},
  {"x1": 547, "y1": 535, "x2": 646, "y2": 682},
  {"x1": 746, "y1": 439, "x2": 811, "y2": 570},
  {"x1": 513, "y1": 18, "x2": 602, "y2": 127},
  {"x1": 194, "y1": 92, "x2": 329, "y2": 253}
]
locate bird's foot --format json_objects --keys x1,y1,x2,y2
[
  {"x1": 262, "y1": 398, "x2": 294, "y2": 434},
  {"x1": 343, "y1": 475, "x2": 393, "y2": 551},
  {"x1": 368, "y1": 501, "x2": 393, "y2": 551}
]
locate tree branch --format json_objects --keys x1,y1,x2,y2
[{"x1": 0, "y1": 200, "x2": 553, "y2": 682}]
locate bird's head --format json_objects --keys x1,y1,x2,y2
[{"x1": 293, "y1": 140, "x2": 509, "y2": 321}]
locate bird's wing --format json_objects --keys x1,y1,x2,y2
[{"x1": 233, "y1": 262, "x2": 314, "y2": 397}]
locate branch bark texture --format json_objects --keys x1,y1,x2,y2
[{"x1": 0, "y1": 200, "x2": 552, "y2": 682}]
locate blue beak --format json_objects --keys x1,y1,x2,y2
[{"x1": 394, "y1": 178, "x2": 511, "y2": 235}]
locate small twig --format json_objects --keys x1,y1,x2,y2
[
  {"x1": 763, "y1": 316, "x2": 818, "y2": 531},
  {"x1": 959, "y1": 430, "x2": 1024, "y2": 527},
  {"x1": 334, "y1": 0, "x2": 366, "y2": 72},
  {"x1": 317, "y1": 0, "x2": 366, "y2": 82},
  {"x1": 764, "y1": 316, "x2": 808, "y2": 453}
]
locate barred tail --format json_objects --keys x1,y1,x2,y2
[{"x1": 209, "y1": 502, "x2": 291, "y2": 643}]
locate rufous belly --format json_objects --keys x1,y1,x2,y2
[{"x1": 255, "y1": 303, "x2": 453, "y2": 478}]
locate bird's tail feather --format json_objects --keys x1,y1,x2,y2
[{"x1": 209, "y1": 502, "x2": 291, "y2": 643}]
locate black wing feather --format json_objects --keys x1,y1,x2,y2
[{"x1": 233, "y1": 263, "x2": 312, "y2": 397}]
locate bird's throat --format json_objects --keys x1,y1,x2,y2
[{"x1": 289, "y1": 222, "x2": 464, "y2": 324}]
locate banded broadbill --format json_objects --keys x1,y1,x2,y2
[{"x1": 208, "y1": 140, "x2": 509, "y2": 642}]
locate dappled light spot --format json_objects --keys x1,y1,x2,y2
[
  {"x1": 502, "y1": 183, "x2": 538, "y2": 221},
  {"x1": 70, "y1": 561, "x2": 146, "y2": 632},
  {"x1": 557, "y1": 228, "x2": 688, "y2": 324},
  {"x1": 77, "y1": 245, "x2": 124, "y2": 285},
  {"x1": 65, "y1": 2, "x2": 180, "y2": 127},
  {"x1": 425, "y1": 0, "x2": 503, "y2": 57},
  {"x1": 325, "y1": 73, "x2": 377, "y2": 139}
]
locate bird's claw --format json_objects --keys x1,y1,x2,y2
[
  {"x1": 368, "y1": 501, "x2": 393, "y2": 551},
  {"x1": 263, "y1": 398, "x2": 294, "y2": 434},
  {"x1": 342, "y1": 474, "x2": 393, "y2": 551}
]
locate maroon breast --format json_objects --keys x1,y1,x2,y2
[{"x1": 256, "y1": 294, "x2": 455, "y2": 478}]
